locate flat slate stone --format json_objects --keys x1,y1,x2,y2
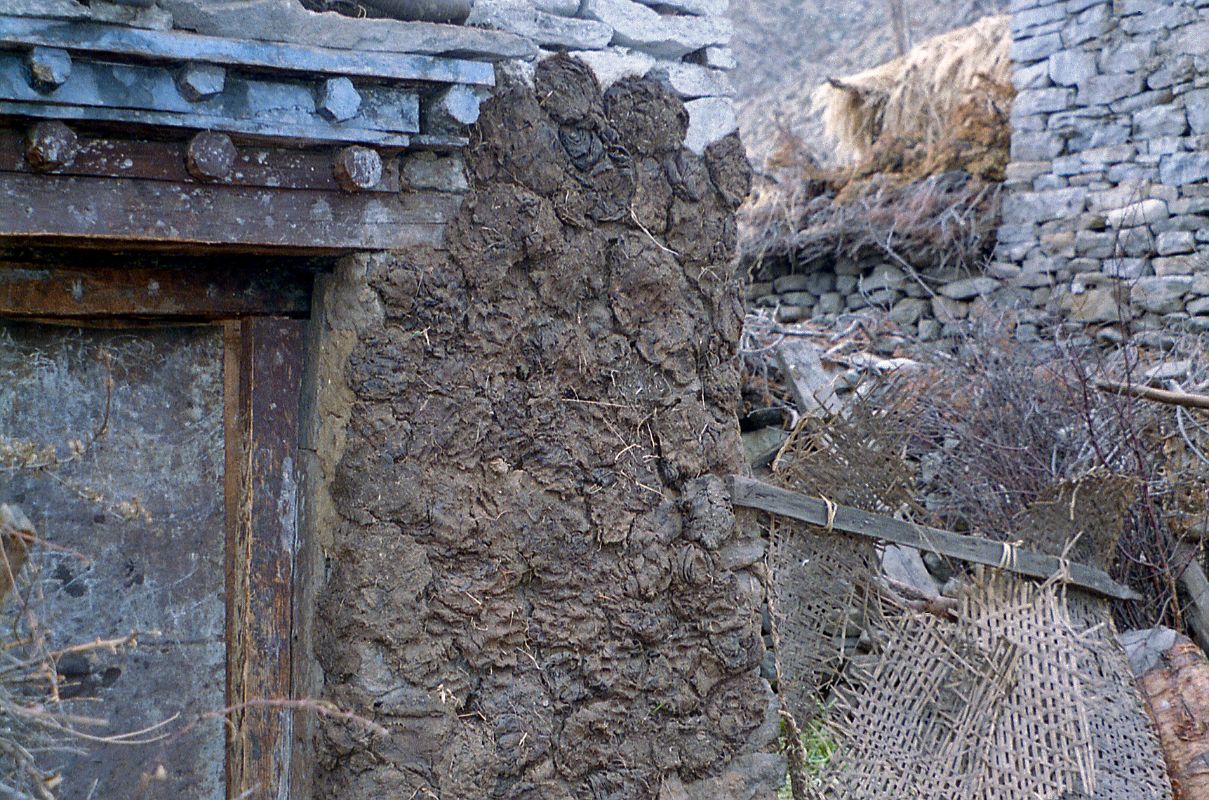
[
  {"x1": 161, "y1": 0, "x2": 535, "y2": 61},
  {"x1": 568, "y1": 48, "x2": 654, "y2": 89},
  {"x1": 0, "y1": 0, "x2": 88, "y2": 18},
  {"x1": 649, "y1": 61, "x2": 731, "y2": 99},
  {"x1": 634, "y1": 0, "x2": 727, "y2": 15},
  {"x1": 467, "y1": 2, "x2": 613, "y2": 50},
  {"x1": 584, "y1": 0, "x2": 729, "y2": 59}
]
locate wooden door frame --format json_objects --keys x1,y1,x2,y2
[{"x1": 0, "y1": 253, "x2": 321, "y2": 800}]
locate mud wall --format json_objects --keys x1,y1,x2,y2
[{"x1": 308, "y1": 58, "x2": 780, "y2": 799}]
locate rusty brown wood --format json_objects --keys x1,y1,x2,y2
[
  {"x1": 0, "y1": 128, "x2": 403, "y2": 193},
  {"x1": 0, "y1": 171, "x2": 454, "y2": 252},
  {"x1": 224, "y1": 319, "x2": 304, "y2": 800},
  {"x1": 0, "y1": 262, "x2": 312, "y2": 318}
]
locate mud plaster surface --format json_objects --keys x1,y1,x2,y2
[{"x1": 313, "y1": 57, "x2": 781, "y2": 799}]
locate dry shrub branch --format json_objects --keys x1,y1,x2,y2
[{"x1": 907, "y1": 319, "x2": 1209, "y2": 631}]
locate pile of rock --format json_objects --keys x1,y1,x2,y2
[
  {"x1": 468, "y1": 0, "x2": 738, "y2": 152},
  {"x1": 746, "y1": 257, "x2": 1026, "y2": 341}
]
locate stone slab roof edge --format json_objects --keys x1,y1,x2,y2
[{"x1": 0, "y1": 0, "x2": 537, "y2": 61}]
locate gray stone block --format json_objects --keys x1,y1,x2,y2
[
  {"x1": 1079, "y1": 73, "x2": 1145, "y2": 106},
  {"x1": 1012, "y1": 32, "x2": 1065, "y2": 64},
  {"x1": 1016, "y1": 60, "x2": 1053, "y2": 90},
  {"x1": 401, "y1": 152, "x2": 468, "y2": 193},
  {"x1": 890, "y1": 298, "x2": 928, "y2": 326},
  {"x1": 1075, "y1": 230, "x2": 1116, "y2": 258},
  {"x1": 683, "y1": 97, "x2": 737, "y2": 154},
  {"x1": 1156, "y1": 230, "x2": 1196, "y2": 256},
  {"x1": 1162, "y1": 22, "x2": 1209, "y2": 57},
  {"x1": 318, "y1": 77, "x2": 362, "y2": 122},
  {"x1": 163, "y1": 0, "x2": 536, "y2": 59},
  {"x1": 940, "y1": 277, "x2": 1000, "y2": 300},
  {"x1": 1186, "y1": 89, "x2": 1209, "y2": 134},
  {"x1": 1048, "y1": 49, "x2": 1097, "y2": 86},
  {"x1": 1104, "y1": 198, "x2": 1169, "y2": 227},
  {"x1": 1153, "y1": 255, "x2": 1200, "y2": 275},
  {"x1": 1062, "y1": 287, "x2": 1128, "y2": 323},
  {"x1": 1003, "y1": 188, "x2": 1087, "y2": 224},
  {"x1": 1132, "y1": 276, "x2": 1194, "y2": 313},
  {"x1": 931, "y1": 296, "x2": 968, "y2": 323},
  {"x1": 1134, "y1": 105, "x2": 1188, "y2": 137},
  {"x1": 1097, "y1": 40, "x2": 1154, "y2": 74},
  {"x1": 568, "y1": 48, "x2": 655, "y2": 89},
  {"x1": 467, "y1": 3, "x2": 614, "y2": 49},
  {"x1": 779, "y1": 292, "x2": 816, "y2": 307},
  {"x1": 694, "y1": 46, "x2": 737, "y2": 71},
  {"x1": 635, "y1": 0, "x2": 727, "y2": 14},
  {"x1": 1103, "y1": 257, "x2": 1148, "y2": 279},
  {"x1": 1014, "y1": 87, "x2": 1075, "y2": 115},
  {"x1": 584, "y1": 0, "x2": 730, "y2": 59},
  {"x1": 772, "y1": 274, "x2": 811, "y2": 293},
  {"x1": 649, "y1": 62, "x2": 733, "y2": 99},
  {"x1": 1160, "y1": 152, "x2": 1209, "y2": 186},
  {"x1": 817, "y1": 292, "x2": 843, "y2": 314},
  {"x1": 1012, "y1": 132, "x2": 1064, "y2": 160},
  {"x1": 1188, "y1": 297, "x2": 1209, "y2": 316},
  {"x1": 859, "y1": 265, "x2": 907, "y2": 292}
]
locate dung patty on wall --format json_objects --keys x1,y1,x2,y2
[{"x1": 311, "y1": 57, "x2": 781, "y2": 799}]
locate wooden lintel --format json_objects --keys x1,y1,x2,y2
[
  {"x1": 0, "y1": 130, "x2": 403, "y2": 194},
  {"x1": 730, "y1": 475, "x2": 1141, "y2": 602},
  {"x1": 0, "y1": 262, "x2": 313, "y2": 319},
  {"x1": 0, "y1": 171, "x2": 459, "y2": 253}
]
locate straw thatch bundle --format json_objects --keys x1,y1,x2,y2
[{"x1": 813, "y1": 15, "x2": 1011, "y2": 164}]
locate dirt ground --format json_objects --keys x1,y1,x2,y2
[{"x1": 311, "y1": 57, "x2": 782, "y2": 799}]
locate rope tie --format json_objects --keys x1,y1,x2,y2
[
  {"x1": 997, "y1": 541, "x2": 1018, "y2": 571},
  {"x1": 820, "y1": 495, "x2": 838, "y2": 532}
]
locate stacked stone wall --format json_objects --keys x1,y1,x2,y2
[{"x1": 997, "y1": 0, "x2": 1209, "y2": 333}]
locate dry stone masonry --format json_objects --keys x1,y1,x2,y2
[
  {"x1": 745, "y1": 0, "x2": 1209, "y2": 343},
  {"x1": 998, "y1": 0, "x2": 1209, "y2": 335}
]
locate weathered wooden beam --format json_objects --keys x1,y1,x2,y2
[
  {"x1": 1096, "y1": 379, "x2": 1209, "y2": 411},
  {"x1": 0, "y1": 15, "x2": 496, "y2": 86},
  {"x1": 0, "y1": 129, "x2": 402, "y2": 193},
  {"x1": 224, "y1": 319, "x2": 305, "y2": 800},
  {"x1": 0, "y1": 263, "x2": 313, "y2": 318},
  {"x1": 0, "y1": 98, "x2": 414, "y2": 149},
  {"x1": 729, "y1": 475, "x2": 1141, "y2": 601},
  {"x1": 0, "y1": 172, "x2": 459, "y2": 252}
]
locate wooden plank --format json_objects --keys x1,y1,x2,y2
[
  {"x1": 0, "y1": 263, "x2": 313, "y2": 318},
  {"x1": 225, "y1": 318, "x2": 305, "y2": 800},
  {"x1": 0, "y1": 98, "x2": 413, "y2": 149},
  {"x1": 729, "y1": 475, "x2": 1141, "y2": 601},
  {"x1": 775, "y1": 340, "x2": 840, "y2": 417},
  {"x1": 0, "y1": 15, "x2": 497, "y2": 86},
  {"x1": 1178, "y1": 544, "x2": 1209, "y2": 654},
  {"x1": 0, "y1": 171, "x2": 458, "y2": 252},
  {"x1": 0, "y1": 129, "x2": 403, "y2": 194}
]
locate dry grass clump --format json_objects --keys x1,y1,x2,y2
[
  {"x1": 813, "y1": 15, "x2": 1012, "y2": 166},
  {"x1": 740, "y1": 170, "x2": 1003, "y2": 279}
]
